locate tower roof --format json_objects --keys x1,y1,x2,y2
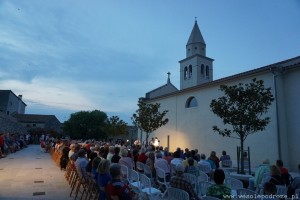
[{"x1": 186, "y1": 20, "x2": 205, "y2": 45}]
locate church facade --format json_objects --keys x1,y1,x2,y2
[{"x1": 141, "y1": 20, "x2": 300, "y2": 170}]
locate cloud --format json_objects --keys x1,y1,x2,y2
[{"x1": 0, "y1": 77, "x2": 96, "y2": 111}]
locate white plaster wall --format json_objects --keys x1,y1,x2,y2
[
  {"x1": 151, "y1": 72, "x2": 282, "y2": 168},
  {"x1": 282, "y1": 68, "x2": 300, "y2": 171}
]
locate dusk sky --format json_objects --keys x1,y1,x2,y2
[{"x1": 1, "y1": 1, "x2": 299, "y2": 124}]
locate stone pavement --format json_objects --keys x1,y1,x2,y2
[{"x1": 0, "y1": 145, "x2": 73, "y2": 200}]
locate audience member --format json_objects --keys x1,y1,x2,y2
[
  {"x1": 206, "y1": 169, "x2": 231, "y2": 199},
  {"x1": 119, "y1": 148, "x2": 134, "y2": 169},
  {"x1": 263, "y1": 182, "x2": 277, "y2": 195},
  {"x1": 60, "y1": 140, "x2": 70, "y2": 170},
  {"x1": 287, "y1": 177, "x2": 300, "y2": 198},
  {"x1": 75, "y1": 149, "x2": 89, "y2": 179},
  {"x1": 146, "y1": 152, "x2": 156, "y2": 178},
  {"x1": 106, "y1": 146, "x2": 115, "y2": 161},
  {"x1": 254, "y1": 159, "x2": 270, "y2": 188},
  {"x1": 111, "y1": 147, "x2": 121, "y2": 163},
  {"x1": 106, "y1": 163, "x2": 133, "y2": 200},
  {"x1": 163, "y1": 151, "x2": 173, "y2": 165},
  {"x1": 86, "y1": 152, "x2": 98, "y2": 173},
  {"x1": 97, "y1": 159, "x2": 112, "y2": 200},
  {"x1": 220, "y1": 150, "x2": 231, "y2": 167},
  {"x1": 171, "y1": 151, "x2": 183, "y2": 166},
  {"x1": 185, "y1": 157, "x2": 200, "y2": 177},
  {"x1": 269, "y1": 165, "x2": 284, "y2": 186},
  {"x1": 137, "y1": 147, "x2": 148, "y2": 164},
  {"x1": 276, "y1": 159, "x2": 292, "y2": 186},
  {"x1": 170, "y1": 163, "x2": 201, "y2": 200},
  {"x1": 208, "y1": 151, "x2": 220, "y2": 169}
]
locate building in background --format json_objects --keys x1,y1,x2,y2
[
  {"x1": 141, "y1": 20, "x2": 300, "y2": 171},
  {"x1": 0, "y1": 90, "x2": 62, "y2": 134},
  {"x1": 13, "y1": 114, "x2": 62, "y2": 134},
  {"x1": 0, "y1": 90, "x2": 26, "y2": 116}
]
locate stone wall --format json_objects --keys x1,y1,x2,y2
[{"x1": 0, "y1": 112, "x2": 27, "y2": 133}]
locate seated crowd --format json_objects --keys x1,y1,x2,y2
[
  {"x1": 47, "y1": 138, "x2": 300, "y2": 200},
  {"x1": 0, "y1": 132, "x2": 29, "y2": 158}
]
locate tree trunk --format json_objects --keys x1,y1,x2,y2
[
  {"x1": 240, "y1": 137, "x2": 245, "y2": 174},
  {"x1": 145, "y1": 132, "x2": 149, "y2": 147}
]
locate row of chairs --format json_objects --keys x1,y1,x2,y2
[{"x1": 50, "y1": 149, "x2": 99, "y2": 200}]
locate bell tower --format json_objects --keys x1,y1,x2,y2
[{"x1": 179, "y1": 20, "x2": 214, "y2": 90}]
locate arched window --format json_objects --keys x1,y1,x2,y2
[
  {"x1": 201, "y1": 64, "x2": 204, "y2": 75},
  {"x1": 206, "y1": 65, "x2": 209, "y2": 78},
  {"x1": 184, "y1": 67, "x2": 188, "y2": 80},
  {"x1": 189, "y1": 65, "x2": 192, "y2": 78},
  {"x1": 185, "y1": 96, "x2": 198, "y2": 108}
]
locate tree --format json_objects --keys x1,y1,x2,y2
[
  {"x1": 103, "y1": 116, "x2": 128, "y2": 137},
  {"x1": 132, "y1": 101, "x2": 169, "y2": 146},
  {"x1": 62, "y1": 110, "x2": 107, "y2": 140},
  {"x1": 210, "y1": 78, "x2": 274, "y2": 174}
]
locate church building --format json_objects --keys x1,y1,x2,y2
[{"x1": 141, "y1": 20, "x2": 300, "y2": 170}]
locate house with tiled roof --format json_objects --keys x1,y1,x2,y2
[
  {"x1": 142, "y1": 20, "x2": 300, "y2": 171},
  {"x1": 13, "y1": 114, "x2": 62, "y2": 133}
]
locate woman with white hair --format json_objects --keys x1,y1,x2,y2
[{"x1": 118, "y1": 148, "x2": 134, "y2": 169}]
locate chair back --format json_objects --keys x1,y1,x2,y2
[
  {"x1": 295, "y1": 189, "x2": 300, "y2": 197},
  {"x1": 198, "y1": 171, "x2": 209, "y2": 182},
  {"x1": 136, "y1": 161, "x2": 145, "y2": 172},
  {"x1": 223, "y1": 169, "x2": 231, "y2": 179},
  {"x1": 199, "y1": 181, "x2": 213, "y2": 196},
  {"x1": 170, "y1": 163, "x2": 177, "y2": 176},
  {"x1": 222, "y1": 160, "x2": 232, "y2": 168},
  {"x1": 199, "y1": 163, "x2": 212, "y2": 173},
  {"x1": 128, "y1": 169, "x2": 139, "y2": 183},
  {"x1": 140, "y1": 174, "x2": 151, "y2": 188},
  {"x1": 202, "y1": 196, "x2": 221, "y2": 200},
  {"x1": 236, "y1": 188, "x2": 258, "y2": 200},
  {"x1": 183, "y1": 173, "x2": 197, "y2": 191},
  {"x1": 261, "y1": 172, "x2": 271, "y2": 184},
  {"x1": 225, "y1": 177, "x2": 243, "y2": 190},
  {"x1": 156, "y1": 167, "x2": 168, "y2": 184},
  {"x1": 167, "y1": 187, "x2": 189, "y2": 200},
  {"x1": 120, "y1": 164, "x2": 129, "y2": 182},
  {"x1": 276, "y1": 185, "x2": 287, "y2": 195},
  {"x1": 143, "y1": 164, "x2": 152, "y2": 178}
]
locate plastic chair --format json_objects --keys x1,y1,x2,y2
[
  {"x1": 198, "y1": 181, "x2": 213, "y2": 197},
  {"x1": 136, "y1": 161, "x2": 145, "y2": 173},
  {"x1": 143, "y1": 164, "x2": 155, "y2": 184},
  {"x1": 140, "y1": 174, "x2": 161, "y2": 199},
  {"x1": 236, "y1": 188, "x2": 258, "y2": 200},
  {"x1": 222, "y1": 169, "x2": 231, "y2": 179},
  {"x1": 225, "y1": 177, "x2": 243, "y2": 190},
  {"x1": 221, "y1": 160, "x2": 233, "y2": 168},
  {"x1": 199, "y1": 163, "x2": 212, "y2": 174},
  {"x1": 120, "y1": 164, "x2": 129, "y2": 183},
  {"x1": 167, "y1": 187, "x2": 189, "y2": 200},
  {"x1": 198, "y1": 171, "x2": 209, "y2": 182},
  {"x1": 128, "y1": 169, "x2": 141, "y2": 190},
  {"x1": 155, "y1": 167, "x2": 170, "y2": 197},
  {"x1": 256, "y1": 172, "x2": 271, "y2": 194},
  {"x1": 295, "y1": 189, "x2": 300, "y2": 197},
  {"x1": 184, "y1": 173, "x2": 198, "y2": 192},
  {"x1": 276, "y1": 185, "x2": 287, "y2": 195}
]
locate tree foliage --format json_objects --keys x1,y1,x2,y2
[
  {"x1": 132, "y1": 101, "x2": 169, "y2": 145},
  {"x1": 210, "y1": 78, "x2": 274, "y2": 173},
  {"x1": 62, "y1": 110, "x2": 107, "y2": 140},
  {"x1": 103, "y1": 116, "x2": 128, "y2": 137}
]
